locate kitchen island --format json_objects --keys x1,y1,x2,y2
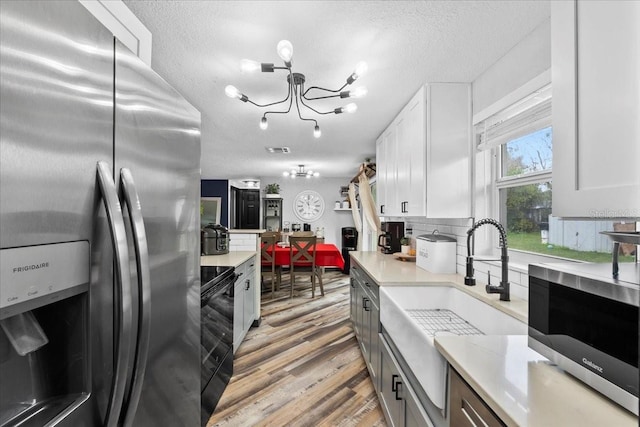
[{"x1": 349, "y1": 251, "x2": 636, "y2": 427}]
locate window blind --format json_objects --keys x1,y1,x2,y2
[{"x1": 476, "y1": 84, "x2": 552, "y2": 151}]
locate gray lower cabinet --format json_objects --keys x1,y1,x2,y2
[
  {"x1": 350, "y1": 265, "x2": 428, "y2": 426},
  {"x1": 379, "y1": 336, "x2": 433, "y2": 427},
  {"x1": 350, "y1": 266, "x2": 381, "y2": 387},
  {"x1": 233, "y1": 255, "x2": 257, "y2": 353},
  {"x1": 449, "y1": 368, "x2": 505, "y2": 427}
]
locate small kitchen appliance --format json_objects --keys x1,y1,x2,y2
[
  {"x1": 377, "y1": 232, "x2": 393, "y2": 254},
  {"x1": 202, "y1": 224, "x2": 229, "y2": 255},
  {"x1": 378, "y1": 222, "x2": 404, "y2": 254},
  {"x1": 528, "y1": 262, "x2": 639, "y2": 414},
  {"x1": 416, "y1": 232, "x2": 457, "y2": 274},
  {"x1": 341, "y1": 227, "x2": 358, "y2": 274}
]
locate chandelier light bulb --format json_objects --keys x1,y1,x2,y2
[
  {"x1": 277, "y1": 40, "x2": 293, "y2": 64},
  {"x1": 314, "y1": 125, "x2": 321, "y2": 138},
  {"x1": 283, "y1": 171, "x2": 290, "y2": 177},
  {"x1": 225, "y1": 85, "x2": 241, "y2": 99},
  {"x1": 350, "y1": 86, "x2": 368, "y2": 98},
  {"x1": 290, "y1": 169, "x2": 297, "y2": 176},
  {"x1": 347, "y1": 61, "x2": 368, "y2": 84},
  {"x1": 313, "y1": 172, "x2": 320, "y2": 177},
  {"x1": 241, "y1": 59, "x2": 261, "y2": 73},
  {"x1": 354, "y1": 61, "x2": 368, "y2": 78},
  {"x1": 260, "y1": 117, "x2": 268, "y2": 130},
  {"x1": 343, "y1": 103, "x2": 358, "y2": 114}
]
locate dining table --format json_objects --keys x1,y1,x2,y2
[{"x1": 265, "y1": 242, "x2": 345, "y2": 270}]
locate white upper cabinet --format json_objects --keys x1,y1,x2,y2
[
  {"x1": 552, "y1": 0, "x2": 640, "y2": 218},
  {"x1": 425, "y1": 84, "x2": 472, "y2": 218},
  {"x1": 376, "y1": 84, "x2": 471, "y2": 218}
]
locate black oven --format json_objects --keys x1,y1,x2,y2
[
  {"x1": 528, "y1": 262, "x2": 639, "y2": 414},
  {"x1": 200, "y1": 266, "x2": 236, "y2": 424}
]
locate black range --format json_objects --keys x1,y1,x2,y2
[{"x1": 200, "y1": 265, "x2": 236, "y2": 424}]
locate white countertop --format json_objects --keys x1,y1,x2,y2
[
  {"x1": 201, "y1": 251, "x2": 256, "y2": 268},
  {"x1": 350, "y1": 251, "x2": 528, "y2": 323},
  {"x1": 435, "y1": 335, "x2": 636, "y2": 427}
]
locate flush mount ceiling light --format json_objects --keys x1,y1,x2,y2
[
  {"x1": 225, "y1": 40, "x2": 367, "y2": 139},
  {"x1": 283, "y1": 164, "x2": 319, "y2": 179}
]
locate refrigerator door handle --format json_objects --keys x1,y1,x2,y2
[
  {"x1": 96, "y1": 161, "x2": 134, "y2": 427},
  {"x1": 119, "y1": 168, "x2": 152, "y2": 427}
]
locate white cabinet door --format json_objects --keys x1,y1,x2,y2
[
  {"x1": 233, "y1": 276, "x2": 244, "y2": 353},
  {"x1": 405, "y1": 87, "x2": 427, "y2": 216},
  {"x1": 395, "y1": 114, "x2": 411, "y2": 215},
  {"x1": 376, "y1": 135, "x2": 387, "y2": 215},
  {"x1": 425, "y1": 84, "x2": 472, "y2": 218},
  {"x1": 376, "y1": 84, "x2": 471, "y2": 219},
  {"x1": 384, "y1": 126, "x2": 400, "y2": 216},
  {"x1": 243, "y1": 260, "x2": 256, "y2": 332},
  {"x1": 552, "y1": 0, "x2": 640, "y2": 218}
]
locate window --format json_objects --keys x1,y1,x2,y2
[{"x1": 477, "y1": 84, "x2": 637, "y2": 263}]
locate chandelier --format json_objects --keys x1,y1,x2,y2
[
  {"x1": 283, "y1": 165, "x2": 319, "y2": 178},
  {"x1": 225, "y1": 40, "x2": 368, "y2": 138}
]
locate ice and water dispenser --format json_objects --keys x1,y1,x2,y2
[{"x1": 0, "y1": 242, "x2": 90, "y2": 426}]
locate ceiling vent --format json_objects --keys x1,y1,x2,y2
[{"x1": 266, "y1": 147, "x2": 291, "y2": 154}]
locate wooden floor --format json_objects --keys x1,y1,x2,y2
[{"x1": 206, "y1": 271, "x2": 387, "y2": 427}]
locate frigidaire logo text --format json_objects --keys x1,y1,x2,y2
[
  {"x1": 13, "y1": 262, "x2": 49, "y2": 273},
  {"x1": 582, "y1": 357, "x2": 603, "y2": 373}
]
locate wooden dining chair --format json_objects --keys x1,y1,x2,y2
[
  {"x1": 262, "y1": 230, "x2": 281, "y2": 242},
  {"x1": 260, "y1": 234, "x2": 280, "y2": 298},
  {"x1": 291, "y1": 231, "x2": 314, "y2": 237},
  {"x1": 288, "y1": 236, "x2": 324, "y2": 298}
]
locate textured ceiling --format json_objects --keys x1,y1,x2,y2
[{"x1": 123, "y1": 0, "x2": 550, "y2": 180}]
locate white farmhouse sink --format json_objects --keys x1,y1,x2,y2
[{"x1": 380, "y1": 286, "x2": 526, "y2": 410}]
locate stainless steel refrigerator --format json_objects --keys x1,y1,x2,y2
[{"x1": 0, "y1": 1, "x2": 201, "y2": 426}]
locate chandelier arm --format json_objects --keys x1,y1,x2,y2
[
  {"x1": 245, "y1": 81, "x2": 292, "y2": 108},
  {"x1": 263, "y1": 88, "x2": 295, "y2": 118},
  {"x1": 302, "y1": 82, "x2": 349, "y2": 97},
  {"x1": 293, "y1": 85, "x2": 320, "y2": 124},
  {"x1": 298, "y1": 81, "x2": 337, "y2": 115},
  {"x1": 302, "y1": 93, "x2": 342, "y2": 101},
  {"x1": 299, "y1": 96, "x2": 336, "y2": 115}
]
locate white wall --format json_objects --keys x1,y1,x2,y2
[
  {"x1": 472, "y1": 19, "x2": 551, "y2": 115},
  {"x1": 259, "y1": 176, "x2": 355, "y2": 246}
]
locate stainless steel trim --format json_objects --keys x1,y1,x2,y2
[
  {"x1": 529, "y1": 263, "x2": 639, "y2": 306},
  {"x1": 97, "y1": 161, "x2": 133, "y2": 427},
  {"x1": 528, "y1": 337, "x2": 638, "y2": 415},
  {"x1": 118, "y1": 168, "x2": 152, "y2": 427},
  {"x1": 461, "y1": 397, "x2": 489, "y2": 427}
]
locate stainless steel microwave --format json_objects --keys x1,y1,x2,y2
[{"x1": 528, "y1": 262, "x2": 639, "y2": 415}]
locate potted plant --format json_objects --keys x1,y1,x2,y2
[
  {"x1": 265, "y1": 183, "x2": 280, "y2": 198},
  {"x1": 400, "y1": 236, "x2": 411, "y2": 254}
]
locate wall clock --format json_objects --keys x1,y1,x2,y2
[{"x1": 293, "y1": 190, "x2": 325, "y2": 222}]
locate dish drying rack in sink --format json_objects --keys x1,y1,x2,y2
[{"x1": 406, "y1": 309, "x2": 483, "y2": 337}]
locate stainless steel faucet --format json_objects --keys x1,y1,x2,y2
[{"x1": 464, "y1": 218, "x2": 510, "y2": 301}]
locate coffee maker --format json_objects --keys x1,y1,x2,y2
[{"x1": 378, "y1": 221, "x2": 404, "y2": 254}]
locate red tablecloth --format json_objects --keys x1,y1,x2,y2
[{"x1": 265, "y1": 243, "x2": 345, "y2": 269}]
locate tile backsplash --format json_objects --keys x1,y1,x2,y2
[{"x1": 404, "y1": 217, "x2": 529, "y2": 300}]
